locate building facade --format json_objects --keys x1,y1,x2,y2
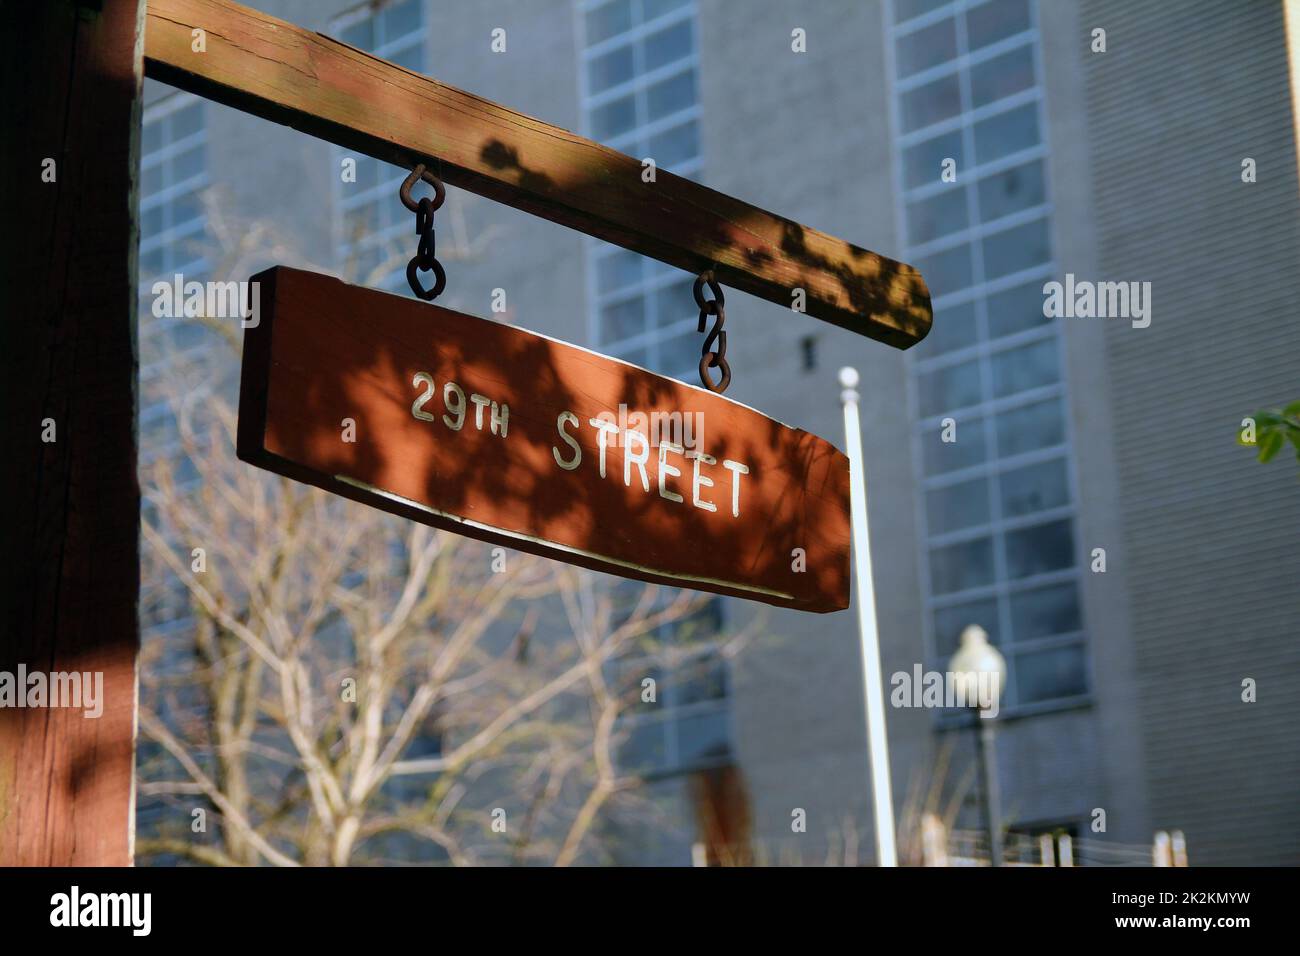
[{"x1": 141, "y1": 0, "x2": 1300, "y2": 865}]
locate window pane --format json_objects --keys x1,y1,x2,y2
[
  {"x1": 930, "y1": 537, "x2": 995, "y2": 595},
  {"x1": 977, "y1": 160, "x2": 1045, "y2": 223},
  {"x1": 966, "y1": 0, "x2": 1031, "y2": 51},
  {"x1": 342, "y1": 19, "x2": 372, "y2": 49},
  {"x1": 1005, "y1": 518, "x2": 1074, "y2": 579},
  {"x1": 1000, "y1": 456, "x2": 1068, "y2": 517},
  {"x1": 382, "y1": 0, "x2": 420, "y2": 41},
  {"x1": 974, "y1": 102, "x2": 1040, "y2": 164},
  {"x1": 896, "y1": 17, "x2": 957, "y2": 77},
  {"x1": 171, "y1": 192, "x2": 202, "y2": 228},
  {"x1": 919, "y1": 299, "x2": 979, "y2": 356},
  {"x1": 601, "y1": 295, "x2": 645, "y2": 342},
  {"x1": 172, "y1": 104, "x2": 203, "y2": 140},
  {"x1": 904, "y1": 130, "x2": 964, "y2": 189},
  {"x1": 172, "y1": 146, "x2": 204, "y2": 185},
  {"x1": 675, "y1": 708, "x2": 729, "y2": 767},
  {"x1": 643, "y1": 0, "x2": 690, "y2": 23},
  {"x1": 616, "y1": 343, "x2": 648, "y2": 368},
  {"x1": 901, "y1": 73, "x2": 961, "y2": 132},
  {"x1": 907, "y1": 187, "x2": 968, "y2": 245},
  {"x1": 652, "y1": 278, "x2": 694, "y2": 327},
  {"x1": 918, "y1": 358, "x2": 981, "y2": 416},
  {"x1": 995, "y1": 397, "x2": 1064, "y2": 457},
  {"x1": 1010, "y1": 582, "x2": 1081, "y2": 642},
  {"x1": 586, "y1": 0, "x2": 632, "y2": 43},
  {"x1": 654, "y1": 329, "x2": 699, "y2": 381},
  {"x1": 987, "y1": 279, "x2": 1050, "y2": 338},
  {"x1": 970, "y1": 44, "x2": 1035, "y2": 109},
  {"x1": 647, "y1": 120, "x2": 699, "y2": 168},
  {"x1": 1014, "y1": 644, "x2": 1087, "y2": 703},
  {"x1": 142, "y1": 205, "x2": 164, "y2": 238},
  {"x1": 981, "y1": 217, "x2": 1050, "y2": 279},
  {"x1": 596, "y1": 249, "x2": 642, "y2": 294},
  {"x1": 896, "y1": 0, "x2": 951, "y2": 24},
  {"x1": 924, "y1": 415, "x2": 987, "y2": 474},
  {"x1": 916, "y1": 243, "x2": 973, "y2": 297},
  {"x1": 354, "y1": 156, "x2": 381, "y2": 191},
  {"x1": 646, "y1": 70, "x2": 695, "y2": 121},
  {"x1": 143, "y1": 120, "x2": 162, "y2": 155},
  {"x1": 991, "y1": 337, "x2": 1059, "y2": 398},
  {"x1": 389, "y1": 43, "x2": 422, "y2": 72},
  {"x1": 142, "y1": 163, "x2": 164, "y2": 196},
  {"x1": 926, "y1": 476, "x2": 990, "y2": 535},
  {"x1": 676, "y1": 657, "x2": 728, "y2": 706},
  {"x1": 644, "y1": 20, "x2": 692, "y2": 72},
  {"x1": 933, "y1": 598, "x2": 1000, "y2": 660},
  {"x1": 620, "y1": 714, "x2": 669, "y2": 772},
  {"x1": 588, "y1": 44, "x2": 634, "y2": 92},
  {"x1": 591, "y1": 94, "x2": 636, "y2": 140},
  {"x1": 141, "y1": 246, "x2": 165, "y2": 279}
]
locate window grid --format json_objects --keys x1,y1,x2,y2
[
  {"x1": 608, "y1": 590, "x2": 731, "y2": 778},
  {"x1": 577, "y1": 1, "x2": 728, "y2": 776},
  {"x1": 332, "y1": 0, "x2": 427, "y2": 295},
  {"x1": 140, "y1": 94, "x2": 208, "y2": 290},
  {"x1": 578, "y1": 0, "x2": 702, "y2": 381},
  {"x1": 885, "y1": 0, "x2": 1088, "y2": 712},
  {"x1": 139, "y1": 90, "x2": 212, "y2": 636}
]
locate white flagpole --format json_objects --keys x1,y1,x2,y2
[{"x1": 839, "y1": 366, "x2": 898, "y2": 867}]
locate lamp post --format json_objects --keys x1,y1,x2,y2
[{"x1": 949, "y1": 624, "x2": 1006, "y2": 867}]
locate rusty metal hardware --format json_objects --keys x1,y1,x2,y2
[
  {"x1": 401, "y1": 164, "x2": 446, "y2": 301},
  {"x1": 693, "y1": 271, "x2": 731, "y2": 393}
]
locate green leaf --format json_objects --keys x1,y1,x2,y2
[
  {"x1": 1258, "y1": 430, "x2": 1284, "y2": 463},
  {"x1": 1283, "y1": 399, "x2": 1300, "y2": 419},
  {"x1": 1254, "y1": 410, "x2": 1283, "y2": 428}
]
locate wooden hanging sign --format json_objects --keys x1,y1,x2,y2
[{"x1": 237, "y1": 267, "x2": 851, "y2": 612}]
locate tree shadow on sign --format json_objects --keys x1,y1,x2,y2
[{"x1": 243, "y1": 267, "x2": 850, "y2": 613}]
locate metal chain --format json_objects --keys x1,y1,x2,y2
[
  {"x1": 400, "y1": 164, "x2": 447, "y2": 301},
  {"x1": 693, "y1": 270, "x2": 731, "y2": 393}
]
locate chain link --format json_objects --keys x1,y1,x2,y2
[
  {"x1": 693, "y1": 270, "x2": 731, "y2": 393},
  {"x1": 400, "y1": 164, "x2": 446, "y2": 301}
]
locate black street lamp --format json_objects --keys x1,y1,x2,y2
[{"x1": 950, "y1": 624, "x2": 1007, "y2": 867}]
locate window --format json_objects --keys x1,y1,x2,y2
[
  {"x1": 579, "y1": 0, "x2": 702, "y2": 381},
  {"x1": 889, "y1": 0, "x2": 1087, "y2": 711},
  {"x1": 139, "y1": 90, "x2": 213, "y2": 474},
  {"x1": 333, "y1": 1, "x2": 426, "y2": 294},
  {"x1": 608, "y1": 587, "x2": 731, "y2": 777},
  {"x1": 140, "y1": 95, "x2": 207, "y2": 289}
]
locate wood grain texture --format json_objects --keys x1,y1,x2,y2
[
  {"x1": 238, "y1": 268, "x2": 851, "y2": 612},
  {"x1": 0, "y1": 0, "x2": 143, "y2": 866},
  {"x1": 144, "y1": 0, "x2": 931, "y2": 348}
]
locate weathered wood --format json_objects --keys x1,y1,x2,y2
[
  {"x1": 0, "y1": 0, "x2": 143, "y2": 865},
  {"x1": 238, "y1": 268, "x2": 851, "y2": 612},
  {"x1": 144, "y1": 0, "x2": 931, "y2": 349}
]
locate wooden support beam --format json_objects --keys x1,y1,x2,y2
[
  {"x1": 0, "y1": 0, "x2": 144, "y2": 865},
  {"x1": 143, "y1": 0, "x2": 931, "y2": 348}
]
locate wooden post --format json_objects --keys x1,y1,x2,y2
[{"x1": 0, "y1": 0, "x2": 144, "y2": 865}]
